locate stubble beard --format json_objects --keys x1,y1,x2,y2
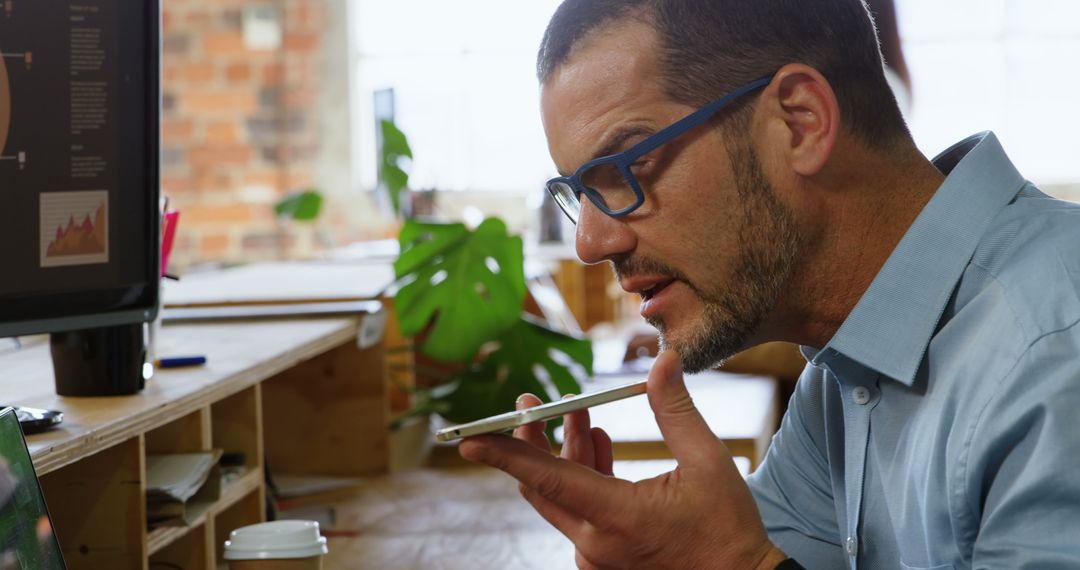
[{"x1": 623, "y1": 143, "x2": 803, "y2": 373}]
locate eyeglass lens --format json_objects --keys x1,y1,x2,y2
[
  {"x1": 549, "y1": 162, "x2": 639, "y2": 223},
  {"x1": 580, "y1": 162, "x2": 638, "y2": 213},
  {"x1": 548, "y1": 181, "x2": 581, "y2": 223}
]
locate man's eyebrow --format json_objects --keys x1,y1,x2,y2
[
  {"x1": 594, "y1": 125, "x2": 653, "y2": 160},
  {"x1": 558, "y1": 125, "x2": 653, "y2": 177}
]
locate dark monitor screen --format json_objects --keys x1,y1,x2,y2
[
  {"x1": 0, "y1": 407, "x2": 65, "y2": 569},
  {"x1": 0, "y1": 0, "x2": 159, "y2": 337}
]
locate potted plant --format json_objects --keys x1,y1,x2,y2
[
  {"x1": 390, "y1": 216, "x2": 592, "y2": 434},
  {"x1": 378, "y1": 119, "x2": 591, "y2": 445},
  {"x1": 273, "y1": 188, "x2": 330, "y2": 258}
]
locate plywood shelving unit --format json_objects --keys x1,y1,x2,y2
[{"x1": 3, "y1": 316, "x2": 388, "y2": 570}]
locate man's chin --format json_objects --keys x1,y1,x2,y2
[
  {"x1": 655, "y1": 333, "x2": 713, "y2": 373},
  {"x1": 653, "y1": 319, "x2": 749, "y2": 374}
]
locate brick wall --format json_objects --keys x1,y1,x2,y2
[{"x1": 162, "y1": 0, "x2": 380, "y2": 271}]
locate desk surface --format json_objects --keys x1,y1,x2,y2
[
  {"x1": 2, "y1": 317, "x2": 359, "y2": 475},
  {"x1": 164, "y1": 261, "x2": 395, "y2": 307}
]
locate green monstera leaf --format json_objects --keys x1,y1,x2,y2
[
  {"x1": 274, "y1": 189, "x2": 323, "y2": 221},
  {"x1": 379, "y1": 119, "x2": 412, "y2": 217},
  {"x1": 394, "y1": 218, "x2": 526, "y2": 362},
  {"x1": 434, "y1": 316, "x2": 591, "y2": 426}
]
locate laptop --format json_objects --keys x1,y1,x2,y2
[{"x1": 0, "y1": 407, "x2": 66, "y2": 569}]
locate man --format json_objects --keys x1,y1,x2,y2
[{"x1": 460, "y1": 1, "x2": 1080, "y2": 568}]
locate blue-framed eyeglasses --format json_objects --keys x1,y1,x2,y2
[{"x1": 545, "y1": 76, "x2": 772, "y2": 224}]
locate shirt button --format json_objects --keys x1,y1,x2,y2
[
  {"x1": 852, "y1": 386, "x2": 871, "y2": 405},
  {"x1": 845, "y1": 536, "x2": 858, "y2": 556}
]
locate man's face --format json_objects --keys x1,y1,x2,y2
[{"x1": 540, "y1": 21, "x2": 803, "y2": 372}]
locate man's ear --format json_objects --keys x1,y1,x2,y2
[{"x1": 760, "y1": 63, "x2": 839, "y2": 177}]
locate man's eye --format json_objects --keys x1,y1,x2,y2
[
  {"x1": 629, "y1": 160, "x2": 651, "y2": 176},
  {"x1": 582, "y1": 163, "x2": 624, "y2": 190}
]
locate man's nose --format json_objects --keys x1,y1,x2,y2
[{"x1": 574, "y1": 198, "x2": 635, "y2": 265}]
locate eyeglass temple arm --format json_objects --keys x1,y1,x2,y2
[{"x1": 621, "y1": 75, "x2": 774, "y2": 162}]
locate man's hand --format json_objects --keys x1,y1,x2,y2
[{"x1": 459, "y1": 351, "x2": 788, "y2": 569}]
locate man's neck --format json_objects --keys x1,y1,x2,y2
[{"x1": 773, "y1": 140, "x2": 946, "y2": 349}]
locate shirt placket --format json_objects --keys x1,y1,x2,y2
[{"x1": 825, "y1": 359, "x2": 881, "y2": 569}]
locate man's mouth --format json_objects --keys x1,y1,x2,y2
[
  {"x1": 620, "y1": 274, "x2": 677, "y2": 299},
  {"x1": 639, "y1": 279, "x2": 674, "y2": 301}
]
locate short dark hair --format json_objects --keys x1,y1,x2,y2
[{"x1": 537, "y1": 0, "x2": 910, "y2": 149}]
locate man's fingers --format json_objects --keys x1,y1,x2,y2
[
  {"x1": 560, "y1": 395, "x2": 597, "y2": 469},
  {"x1": 590, "y1": 427, "x2": 614, "y2": 476},
  {"x1": 518, "y1": 482, "x2": 586, "y2": 539},
  {"x1": 646, "y1": 350, "x2": 726, "y2": 469},
  {"x1": 512, "y1": 393, "x2": 551, "y2": 452},
  {"x1": 460, "y1": 433, "x2": 629, "y2": 521},
  {"x1": 575, "y1": 549, "x2": 601, "y2": 570}
]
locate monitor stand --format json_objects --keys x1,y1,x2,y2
[{"x1": 49, "y1": 323, "x2": 147, "y2": 396}]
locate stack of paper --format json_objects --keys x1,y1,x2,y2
[{"x1": 146, "y1": 450, "x2": 223, "y2": 527}]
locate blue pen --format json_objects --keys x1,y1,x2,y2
[{"x1": 155, "y1": 355, "x2": 207, "y2": 368}]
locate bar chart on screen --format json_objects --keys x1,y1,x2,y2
[{"x1": 39, "y1": 191, "x2": 109, "y2": 268}]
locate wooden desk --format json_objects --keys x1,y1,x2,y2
[
  {"x1": 3, "y1": 316, "x2": 388, "y2": 570},
  {"x1": 163, "y1": 261, "x2": 395, "y2": 308},
  {"x1": 162, "y1": 259, "x2": 417, "y2": 420}
]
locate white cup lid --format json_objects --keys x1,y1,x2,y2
[{"x1": 223, "y1": 520, "x2": 328, "y2": 560}]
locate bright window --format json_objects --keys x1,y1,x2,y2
[
  {"x1": 349, "y1": 1, "x2": 1080, "y2": 195},
  {"x1": 899, "y1": 0, "x2": 1080, "y2": 185},
  {"x1": 350, "y1": 0, "x2": 562, "y2": 194}
]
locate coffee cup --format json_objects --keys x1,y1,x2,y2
[{"x1": 223, "y1": 520, "x2": 328, "y2": 570}]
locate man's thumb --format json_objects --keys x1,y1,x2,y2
[{"x1": 647, "y1": 351, "x2": 723, "y2": 467}]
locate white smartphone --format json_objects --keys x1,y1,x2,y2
[{"x1": 434, "y1": 380, "x2": 648, "y2": 442}]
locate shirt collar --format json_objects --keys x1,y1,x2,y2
[{"x1": 810, "y1": 132, "x2": 1027, "y2": 385}]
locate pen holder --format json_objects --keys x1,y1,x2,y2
[
  {"x1": 145, "y1": 280, "x2": 164, "y2": 375},
  {"x1": 148, "y1": 208, "x2": 179, "y2": 375}
]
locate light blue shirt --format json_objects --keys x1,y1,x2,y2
[{"x1": 747, "y1": 132, "x2": 1080, "y2": 570}]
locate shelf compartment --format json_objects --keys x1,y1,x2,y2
[
  {"x1": 146, "y1": 465, "x2": 260, "y2": 556},
  {"x1": 211, "y1": 385, "x2": 262, "y2": 474},
  {"x1": 149, "y1": 522, "x2": 210, "y2": 570},
  {"x1": 146, "y1": 407, "x2": 212, "y2": 454},
  {"x1": 213, "y1": 487, "x2": 264, "y2": 563},
  {"x1": 39, "y1": 436, "x2": 146, "y2": 570}
]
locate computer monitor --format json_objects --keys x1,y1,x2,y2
[{"x1": 0, "y1": 1, "x2": 160, "y2": 396}]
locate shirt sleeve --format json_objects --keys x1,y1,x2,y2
[
  {"x1": 964, "y1": 326, "x2": 1080, "y2": 569},
  {"x1": 747, "y1": 365, "x2": 847, "y2": 570}
]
